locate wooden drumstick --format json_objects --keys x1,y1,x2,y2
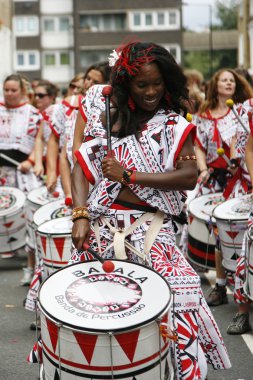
[
  {"x1": 226, "y1": 99, "x2": 249, "y2": 133},
  {"x1": 102, "y1": 86, "x2": 113, "y2": 156},
  {"x1": 217, "y1": 148, "x2": 233, "y2": 167},
  {"x1": 83, "y1": 243, "x2": 115, "y2": 272},
  {"x1": 0, "y1": 153, "x2": 20, "y2": 166}
]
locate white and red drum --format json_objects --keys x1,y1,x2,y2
[
  {"x1": 37, "y1": 216, "x2": 72, "y2": 275},
  {"x1": 187, "y1": 192, "x2": 224, "y2": 269},
  {"x1": 26, "y1": 186, "x2": 62, "y2": 249},
  {"x1": 33, "y1": 198, "x2": 72, "y2": 229},
  {"x1": 0, "y1": 186, "x2": 26, "y2": 253},
  {"x1": 244, "y1": 226, "x2": 253, "y2": 301},
  {"x1": 213, "y1": 194, "x2": 252, "y2": 272},
  {"x1": 38, "y1": 261, "x2": 173, "y2": 380}
]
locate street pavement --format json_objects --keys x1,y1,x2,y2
[{"x1": 1, "y1": 251, "x2": 253, "y2": 380}]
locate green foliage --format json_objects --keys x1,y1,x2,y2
[
  {"x1": 213, "y1": 0, "x2": 239, "y2": 30},
  {"x1": 183, "y1": 50, "x2": 237, "y2": 81}
]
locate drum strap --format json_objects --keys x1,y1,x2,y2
[{"x1": 93, "y1": 210, "x2": 165, "y2": 261}]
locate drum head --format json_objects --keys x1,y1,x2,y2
[
  {"x1": 27, "y1": 186, "x2": 60, "y2": 207},
  {"x1": 0, "y1": 186, "x2": 26, "y2": 217},
  {"x1": 213, "y1": 194, "x2": 253, "y2": 221},
  {"x1": 188, "y1": 192, "x2": 224, "y2": 222},
  {"x1": 33, "y1": 199, "x2": 72, "y2": 227},
  {"x1": 37, "y1": 216, "x2": 72, "y2": 235},
  {"x1": 38, "y1": 261, "x2": 171, "y2": 333}
]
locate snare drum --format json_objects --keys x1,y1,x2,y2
[
  {"x1": 37, "y1": 216, "x2": 72, "y2": 275},
  {"x1": 38, "y1": 261, "x2": 173, "y2": 380},
  {"x1": 213, "y1": 194, "x2": 252, "y2": 272},
  {"x1": 0, "y1": 186, "x2": 26, "y2": 253},
  {"x1": 26, "y1": 186, "x2": 62, "y2": 249},
  {"x1": 244, "y1": 226, "x2": 253, "y2": 301},
  {"x1": 187, "y1": 193, "x2": 224, "y2": 269}
]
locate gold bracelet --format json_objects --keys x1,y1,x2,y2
[
  {"x1": 72, "y1": 209, "x2": 90, "y2": 221},
  {"x1": 177, "y1": 155, "x2": 196, "y2": 161},
  {"x1": 73, "y1": 206, "x2": 88, "y2": 213}
]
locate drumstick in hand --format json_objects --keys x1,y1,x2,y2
[
  {"x1": 226, "y1": 99, "x2": 249, "y2": 133},
  {"x1": 0, "y1": 153, "x2": 20, "y2": 166},
  {"x1": 102, "y1": 86, "x2": 114, "y2": 157},
  {"x1": 217, "y1": 148, "x2": 234, "y2": 168},
  {"x1": 83, "y1": 243, "x2": 115, "y2": 272}
]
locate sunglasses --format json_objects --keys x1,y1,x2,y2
[
  {"x1": 69, "y1": 83, "x2": 83, "y2": 92},
  {"x1": 34, "y1": 93, "x2": 49, "y2": 99}
]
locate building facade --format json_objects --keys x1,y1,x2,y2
[{"x1": 9, "y1": 0, "x2": 182, "y2": 87}]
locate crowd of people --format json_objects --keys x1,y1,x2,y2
[{"x1": 1, "y1": 40, "x2": 253, "y2": 379}]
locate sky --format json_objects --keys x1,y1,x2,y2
[{"x1": 182, "y1": 0, "x2": 220, "y2": 32}]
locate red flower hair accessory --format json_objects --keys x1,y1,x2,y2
[{"x1": 110, "y1": 42, "x2": 156, "y2": 82}]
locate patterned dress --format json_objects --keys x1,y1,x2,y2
[
  {"x1": 0, "y1": 101, "x2": 42, "y2": 191},
  {"x1": 70, "y1": 85, "x2": 231, "y2": 379},
  {"x1": 194, "y1": 108, "x2": 241, "y2": 198}
]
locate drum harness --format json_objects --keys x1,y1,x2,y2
[{"x1": 93, "y1": 210, "x2": 165, "y2": 262}]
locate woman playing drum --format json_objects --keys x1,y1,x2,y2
[
  {"x1": 70, "y1": 42, "x2": 231, "y2": 379},
  {"x1": 194, "y1": 69, "x2": 253, "y2": 306}
]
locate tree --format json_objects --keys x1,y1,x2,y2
[{"x1": 213, "y1": 0, "x2": 240, "y2": 30}]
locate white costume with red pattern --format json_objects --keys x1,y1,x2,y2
[{"x1": 70, "y1": 85, "x2": 231, "y2": 379}]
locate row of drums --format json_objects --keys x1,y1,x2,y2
[
  {"x1": 187, "y1": 192, "x2": 253, "y2": 300},
  {"x1": 0, "y1": 185, "x2": 72, "y2": 275}
]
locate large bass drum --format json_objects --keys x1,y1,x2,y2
[
  {"x1": 38, "y1": 261, "x2": 174, "y2": 380},
  {"x1": 213, "y1": 194, "x2": 252, "y2": 272},
  {"x1": 187, "y1": 192, "x2": 224, "y2": 269},
  {"x1": 0, "y1": 186, "x2": 26, "y2": 254}
]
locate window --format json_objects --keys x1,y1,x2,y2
[
  {"x1": 80, "y1": 50, "x2": 110, "y2": 68},
  {"x1": 60, "y1": 53, "x2": 70, "y2": 65},
  {"x1": 130, "y1": 9, "x2": 180, "y2": 30},
  {"x1": 133, "y1": 13, "x2": 141, "y2": 26},
  {"x1": 14, "y1": 16, "x2": 39, "y2": 36},
  {"x1": 44, "y1": 51, "x2": 72, "y2": 67},
  {"x1": 43, "y1": 16, "x2": 72, "y2": 33},
  {"x1": 79, "y1": 14, "x2": 125, "y2": 31},
  {"x1": 45, "y1": 54, "x2": 56, "y2": 65},
  {"x1": 44, "y1": 19, "x2": 55, "y2": 31},
  {"x1": 157, "y1": 13, "x2": 165, "y2": 25},
  {"x1": 15, "y1": 50, "x2": 40, "y2": 71},
  {"x1": 59, "y1": 17, "x2": 70, "y2": 31}
]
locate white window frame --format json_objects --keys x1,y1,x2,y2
[
  {"x1": 43, "y1": 51, "x2": 73, "y2": 67},
  {"x1": 15, "y1": 50, "x2": 40, "y2": 71},
  {"x1": 42, "y1": 16, "x2": 72, "y2": 33},
  {"x1": 163, "y1": 44, "x2": 181, "y2": 63},
  {"x1": 129, "y1": 9, "x2": 180, "y2": 31},
  {"x1": 13, "y1": 16, "x2": 39, "y2": 36}
]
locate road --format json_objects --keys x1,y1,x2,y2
[{"x1": 0, "y1": 251, "x2": 253, "y2": 380}]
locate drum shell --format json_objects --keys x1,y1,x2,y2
[
  {"x1": 0, "y1": 187, "x2": 26, "y2": 253},
  {"x1": 213, "y1": 194, "x2": 252, "y2": 272},
  {"x1": 38, "y1": 261, "x2": 173, "y2": 379},
  {"x1": 244, "y1": 228, "x2": 253, "y2": 301},
  {"x1": 187, "y1": 193, "x2": 224, "y2": 269},
  {"x1": 215, "y1": 218, "x2": 247, "y2": 272},
  {"x1": 37, "y1": 217, "x2": 72, "y2": 275}
]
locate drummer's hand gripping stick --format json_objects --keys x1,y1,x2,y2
[{"x1": 83, "y1": 243, "x2": 115, "y2": 273}]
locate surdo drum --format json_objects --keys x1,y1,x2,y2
[
  {"x1": 37, "y1": 216, "x2": 72, "y2": 275},
  {"x1": 187, "y1": 193, "x2": 224, "y2": 269},
  {"x1": 38, "y1": 261, "x2": 174, "y2": 380},
  {"x1": 0, "y1": 186, "x2": 26, "y2": 253},
  {"x1": 213, "y1": 194, "x2": 252, "y2": 272},
  {"x1": 26, "y1": 186, "x2": 62, "y2": 250},
  {"x1": 244, "y1": 226, "x2": 253, "y2": 301}
]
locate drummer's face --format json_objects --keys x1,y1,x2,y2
[
  {"x1": 4, "y1": 80, "x2": 23, "y2": 107},
  {"x1": 129, "y1": 63, "x2": 165, "y2": 113},
  {"x1": 217, "y1": 71, "x2": 236, "y2": 98}
]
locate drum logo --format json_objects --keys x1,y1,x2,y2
[
  {"x1": 51, "y1": 206, "x2": 72, "y2": 219},
  {"x1": 0, "y1": 193, "x2": 16, "y2": 210},
  {"x1": 65, "y1": 274, "x2": 142, "y2": 315}
]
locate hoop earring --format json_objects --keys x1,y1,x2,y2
[{"x1": 128, "y1": 97, "x2": 136, "y2": 111}]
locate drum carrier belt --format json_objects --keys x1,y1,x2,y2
[{"x1": 93, "y1": 210, "x2": 165, "y2": 261}]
